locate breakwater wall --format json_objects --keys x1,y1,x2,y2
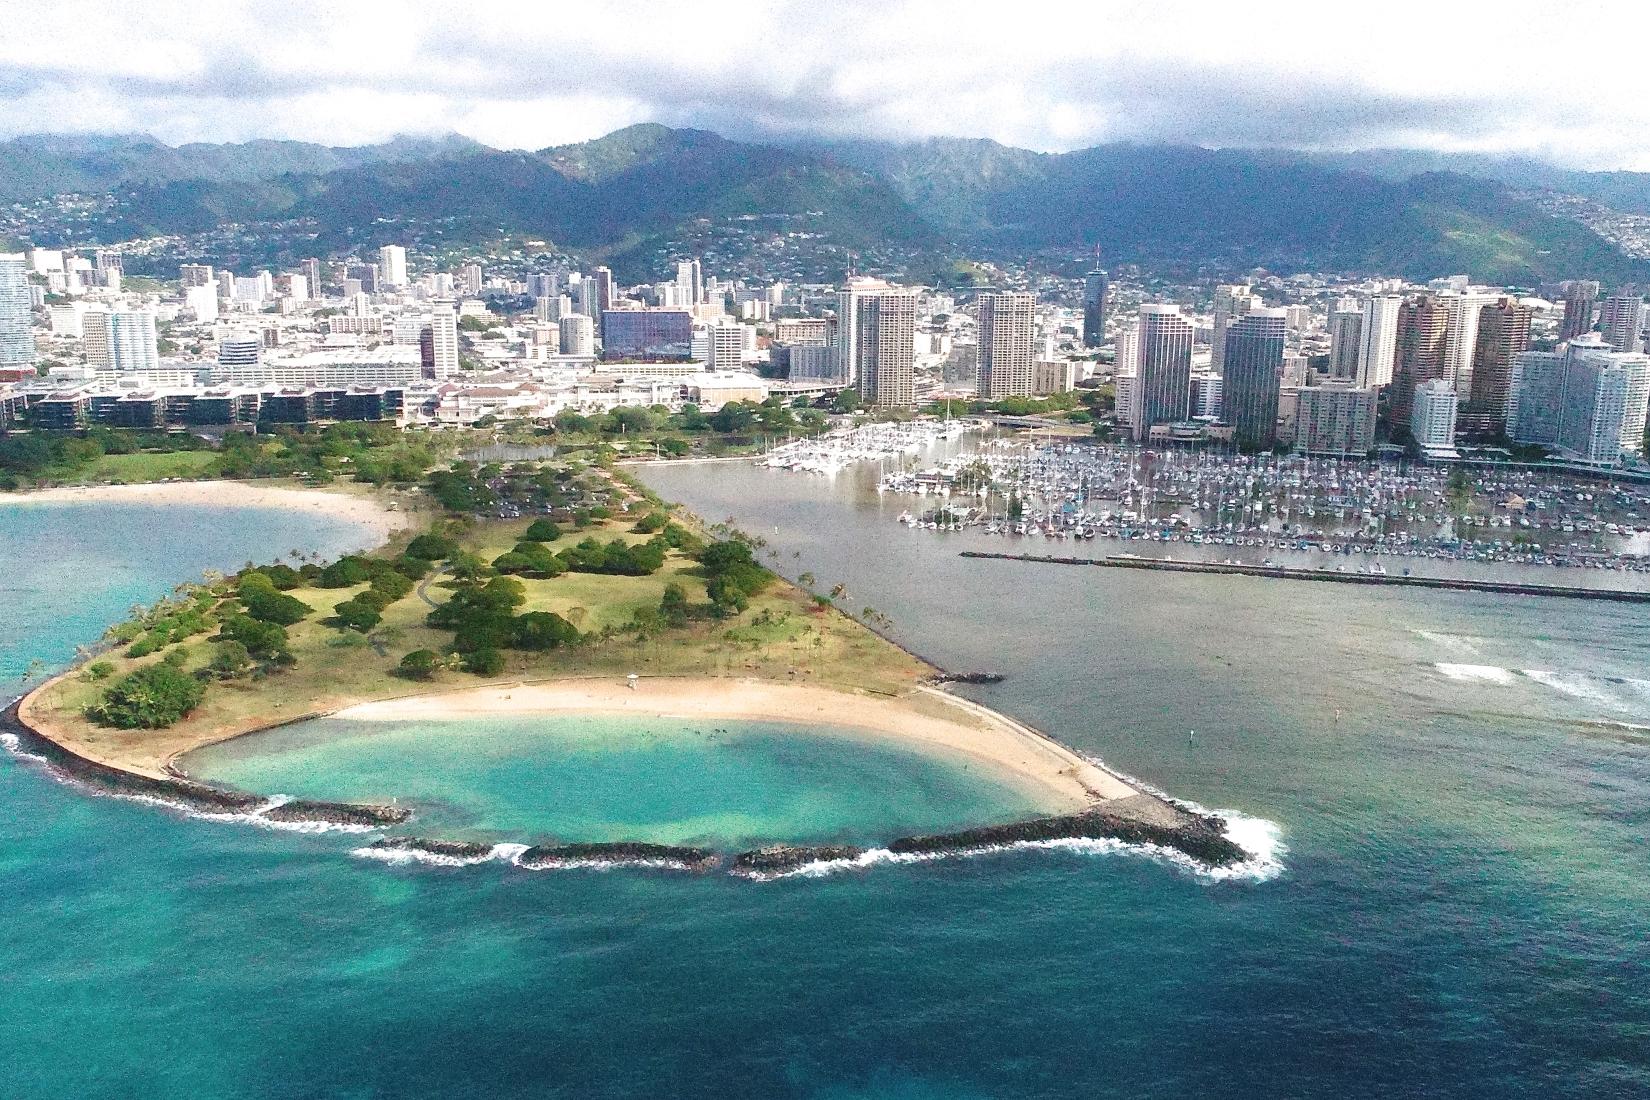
[
  {"x1": 1, "y1": 700, "x2": 410, "y2": 828},
  {"x1": 959, "y1": 551, "x2": 1650, "y2": 603}
]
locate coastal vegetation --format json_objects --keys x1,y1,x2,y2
[{"x1": 30, "y1": 462, "x2": 930, "y2": 775}]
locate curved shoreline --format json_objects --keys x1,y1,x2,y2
[
  {"x1": 311, "y1": 678, "x2": 1137, "y2": 810},
  {"x1": 9, "y1": 674, "x2": 1252, "y2": 872},
  {"x1": 0, "y1": 480, "x2": 417, "y2": 544}
]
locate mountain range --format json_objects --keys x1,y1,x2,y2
[{"x1": 5, "y1": 124, "x2": 1649, "y2": 285}]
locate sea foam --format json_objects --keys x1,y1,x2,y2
[{"x1": 1435, "y1": 663, "x2": 1518, "y2": 685}]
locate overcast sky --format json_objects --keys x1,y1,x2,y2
[{"x1": 6, "y1": 0, "x2": 1650, "y2": 169}]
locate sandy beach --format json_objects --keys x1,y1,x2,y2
[
  {"x1": 0, "y1": 481, "x2": 415, "y2": 542},
  {"x1": 331, "y1": 677, "x2": 1138, "y2": 809}
]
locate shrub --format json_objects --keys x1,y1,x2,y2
[
  {"x1": 247, "y1": 563, "x2": 302, "y2": 590},
  {"x1": 397, "y1": 649, "x2": 440, "y2": 680},
  {"x1": 84, "y1": 660, "x2": 115, "y2": 681},
  {"x1": 392, "y1": 555, "x2": 431, "y2": 580},
  {"x1": 316, "y1": 556, "x2": 374, "y2": 588},
  {"x1": 511, "y1": 611, "x2": 580, "y2": 651},
  {"x1": 632, "y1": 511, "x2": 669, "y2": 534},
  {"x1": 334, "y1": 598, "x2": 382, "y2": 633},
  {"x1": 370, "y1": 570, "x2": 414, "y2": 604},
  {"x1": 463, "y1": 648, "x2": 505, "y2": 676},
  {"x1": 241, "y1": 586, "x2": 311, "y2": 626},
  {"x1": 210, "y1": 641, "x2": 251, "y2": 677},
  {"x1": 660, "y1": 582, "x2": 690, "y2": 626},
  {"x1": 522, "y1": 518, "x2": 560, "y2": 542},
  {"x1": 220, "y1": 614, "x2": 291, "y2": 661},
  {"x1": 405, "y1": 533, "x2": 459, "y2": 561},
  {"x1": 90, "y1": 663, "x2": 206, "y2": 729}
]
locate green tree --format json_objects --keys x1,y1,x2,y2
[
  {"x1": 463, "y1": 647, "x2": 506, "y2": 676},
  {"x1": 398, "y1": 649, "x2": 441, "y2": 680},
  {"x1": 90, "y1": 663, "x2": 206, "y2": 729},
  {"x1": 660, "y1": 582, "x2": 690, "y2": 626}
]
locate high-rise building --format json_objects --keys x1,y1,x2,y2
[
  {"x1": 180, "y1": 263, "x2": 215, "y2": 288},
  {"x1": 378, "y1": 245, "x2": 408, "y2": 288},
  {"x1": 1294, "y1": 384, "x2": 1378, "y2": 456},
  {"x1": 1509, "y1": 338, "x2": 1650, "y2": 466},
  {"x1": 1082, "y1": 263, "x2": 1109, "y2": 348},
  {"x1": 217, "y1": 270, "x2": 236, "y2": 300},
  {"x1": 1410, "y1": 379, "x2": 1459, "y2": 451},
  {"x1": 0, "y1": 253, "x2": 35, "y2": 370},
  {"x1": 217, "y1": 331, "x2": 262, "y2": 368},
  {"x1": 185, "y1": 285, "x2": 218, "y2": 323},
  {"x1": 704, "y1": 323, "x2": 746, "y2": 371},
  {"x1": 1221, "y1": 308, "x2": 1287, "y2": 450},
  {"x1": 594, "y1": 268, "x2": 615, "y2": 332},
  {"x1": 1391, "y1": 296, "x2": 1450, "y2": 430},
  {"x1": 428, "y1": 300, "x2": 460, "y2": 378},
  {"x1": 675, "y1": 259, "x2": 703, "y2": 306},
  {"x1": 601, "y1": 309, "x2": 694, "y2": 360},
  {"x1": 345, "y1": 263, "x2": 379, "y2": 294},
  {"x1": 559, "y1": 314, "x2": 595, "y2": 358},
  {"x1": 1461, "y1": 297, "x2": 1533, "y2": 436},
  {"x1": 1327, "y1": 306, "x2": 1363, "y2": 380},
  {"x1": 301, "y1": 258, "x2": 323, "y2": 299},
  {"x1": 837, "y1": 279, "x2": 917, "y2": 407},
  {"x1": 86, "y1": 309, "x2": 160, "y2": 373},
  {"x1": 975, "y1": 291, "x2": 1037, "y2": 399},
  {"x1": 1597, "y1": 293, "x2": 1645, "y2": 353},
  {"x1": 1210, "y1": 284, "x2": 1254, "y2": 374},
  {"x1": 1440, "y1": 291, "x2": 1497, "y2": 398},
  {"x1": 1560, "y1": 281, "x2": 1599, "y2": 341},
  {"x1": 1132, "y1": 304, "x2": 1195, "y2": 440},
  {"x1": 1356, "y1": 295, "x2": 1403, "y2": 388}
]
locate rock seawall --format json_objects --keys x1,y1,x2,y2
[
  {"x1": 518, "y1": 841, "x2": 719, "y2": 872},
  {"x1": 888, "y1": 807, "x2": 1246, "y2": 867},
  {"x1": 2, "y1": 700, "x2": 410, "y2": 827},
  {"x1": 731, "y1": 844, "x2": 868, "y2": 875}
]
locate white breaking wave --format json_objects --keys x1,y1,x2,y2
[
  {"x1": 1413, "y1": 629, "x2": 1484, "y2": 657},
  {"x1": 1435, "y1": 663, "x2": 1519, "y2": 685},
  {"x1": 1521, "y1": 669, "x2": 1635, "y2": 712},
  {"x1": 1428, "y1": 662, "x2": 1650, "y2": 719},
  {"x1": 741, "y1": 814, "x2": 1287, "y2": 884}
]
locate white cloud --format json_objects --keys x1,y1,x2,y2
[{"x1": 3, "y1": 0, "x2": 1650, "y2": 168}]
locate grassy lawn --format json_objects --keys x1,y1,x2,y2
[{"x1": 83, "y1": 451, "x2": 220, "y2": 483}]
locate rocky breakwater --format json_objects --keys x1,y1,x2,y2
[
  {"x1": 731, "y1": 844, "x2": 869, "y2": 876},
  {"x1": 361, "y1": 836, "x2": 501, "y2": 864},
  {"x1": 517, "y1": 841, "x2": 720, "y2": 872},
  {"x1": 2, "y1": 699, "x2": 409, "y2": 828},
  {"x1": 887, "y1": 803, "x2": 1247, "y2": 868}
]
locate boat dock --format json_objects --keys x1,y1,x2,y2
[{"x1": 958, "y1": 551, "x2": 1650, "y2": 603}]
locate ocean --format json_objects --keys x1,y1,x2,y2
[{"x1": 1, "y1": 476, "x2": 1647, "y2": 1099}]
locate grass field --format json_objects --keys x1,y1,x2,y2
[
  {"x1": 30, "y1": 499, "x2": 933, "y2": 775},
  {"x1": 83, "y1": 451, "x2": 220, "y2": 483}
]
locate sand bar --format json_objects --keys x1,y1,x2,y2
[
  {"x1": 0, "y1": 480, "x2": 415, "y2": 542},
  {"x1": 329, "y1": 677, "x2": 1138, "y2": 809}
]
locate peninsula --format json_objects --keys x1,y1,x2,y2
[{"x1": 9, "y1": 466, "x2": 1248, "y2": 872}]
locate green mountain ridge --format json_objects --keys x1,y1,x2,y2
[{"x1": 6, "y1": 126, "x2": 1647, "y2": 284}]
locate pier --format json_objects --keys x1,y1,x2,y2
[{"x1": 958, "y1": 551, "x2": 1650, "y2": 603}]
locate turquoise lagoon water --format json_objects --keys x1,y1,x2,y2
[
  {"x1": 185, "y1": 714, "x2": 1044, "y2": 846},
  {"x1": 2, "y1": 479, "x2": 1649, "y2": 1099}
]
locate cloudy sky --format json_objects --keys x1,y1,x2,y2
[{"x1": 6, "y1": 0, "x2": 1650, "y2": 168}]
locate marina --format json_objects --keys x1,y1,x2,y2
[{"x1": 864, "y1": 437, "x2": 1650, "y2": 575}]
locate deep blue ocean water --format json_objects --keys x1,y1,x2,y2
[{"x1": 2, "y1": 482, "x2": 1648, "y2": 1099}]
